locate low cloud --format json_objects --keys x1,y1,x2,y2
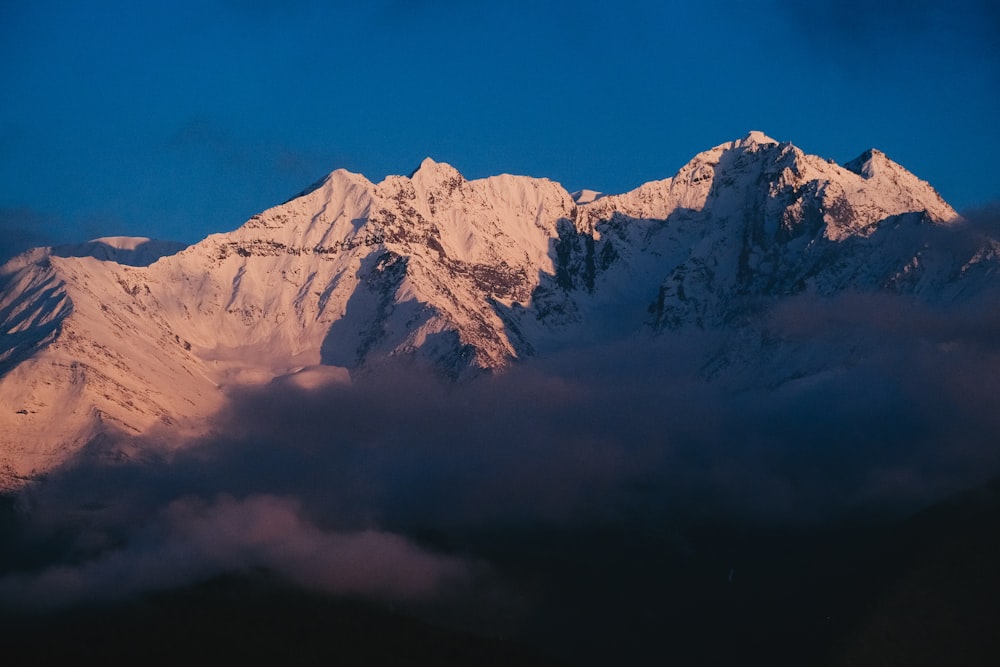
[{"x1": 0, "y1": 493, "x2": 471, "y2": 610}]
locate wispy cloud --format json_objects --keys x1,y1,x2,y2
[{"x1": 0, "y1": 493, "x2": 472, "y2": 610}]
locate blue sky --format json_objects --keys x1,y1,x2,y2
[{"x1": 1, "y1": 0, "x2": 998, "y2": 256}]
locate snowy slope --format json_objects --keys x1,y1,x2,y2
[
  {"x1": 1, "y1": 133, "x2": 996, "y2": 490},
  {"x1": 0, "y1": 249, "x2": 222, "y2": 488}
]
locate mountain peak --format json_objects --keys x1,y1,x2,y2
[
  {"x1": 409, "y1": 157, "x2": 463, "y2": 183},
  {"x1": 738, "y1": 130, "x2": 779, "y2": 147},
  {"x1": 843, "y1": 148, "x2": 889, "y2": 179},
  {"x1": 410, "y1": 156, "x2": 440, "y2": 175}
]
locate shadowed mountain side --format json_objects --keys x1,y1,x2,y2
[
  {"x1": 490, "y1": 224, "x2": 662, "y2": 359},
  {"x1": 0, "y1": 264, "x2": 71, "y2": 378},
  {"x1": 317, "y1": 252, "x2": 495, "y2": 377},
  {"x1": 319, "y1": 252, "x2": 411, "y2": 369}
]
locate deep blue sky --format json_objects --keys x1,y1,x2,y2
[{"x1": 2, "y1": 0, "x2": 998, "y2": 256}]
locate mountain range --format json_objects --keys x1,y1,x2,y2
[{"x1": 1, "y1": 131, "x2": 997, "y2": 491}]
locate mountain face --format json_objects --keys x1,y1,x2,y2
[{"x1": 1, "y1": 132, "x2": 997, "y2": 490}]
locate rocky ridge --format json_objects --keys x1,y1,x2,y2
[{"x1": 1, "y1": 132, "x2": 996, "y2": 490}]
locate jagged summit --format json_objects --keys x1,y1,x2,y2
[{"x1": 0, "y1": 133, "x2": 991, "y2": 490}]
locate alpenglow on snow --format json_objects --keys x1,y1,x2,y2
[{"x1": 1, "y1": 132, "x2": 996, "y2": 490}]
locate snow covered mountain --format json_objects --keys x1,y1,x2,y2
[{"x1": 1, "y1": 132, "x2": 997, "y2": 490}]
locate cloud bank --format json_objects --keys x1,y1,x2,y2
[{"x1": 0, "y1": 493, "x2": 471, "y2": 610}]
